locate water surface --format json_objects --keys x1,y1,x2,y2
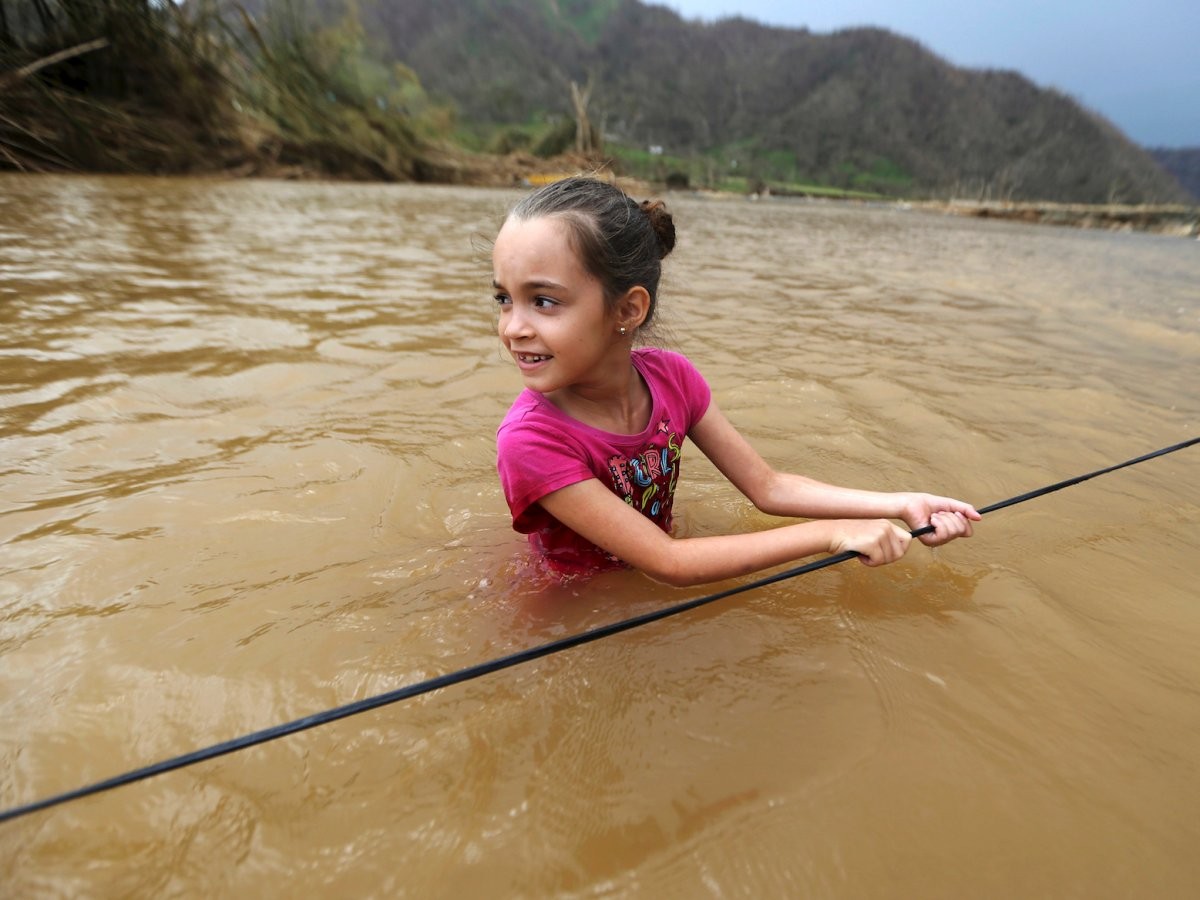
[{"x1": 1, "y1": 175, "x2": 1198, "y2": 896}]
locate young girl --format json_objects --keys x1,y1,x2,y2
[{"x1": 494, "y1": 177, "x2": 978, "y2": 585}]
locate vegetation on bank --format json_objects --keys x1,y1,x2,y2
[
  {"x1": 1, "y1": 0, "x2": 231, "y2": 173},
  {"x1": 0, "y1": 0, "x2": 466, "y2": 180}
]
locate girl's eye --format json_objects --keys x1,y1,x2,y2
[
  {"x1": 493, "y1": 292, "x2": 510, "y2": 306},
  {"x1": 533, "y1": 296, "x2": 558, "y2": 308}
]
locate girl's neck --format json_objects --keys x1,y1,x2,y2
[{"x1": 545, "y1": 355, "x2": 651, "y2": 435}]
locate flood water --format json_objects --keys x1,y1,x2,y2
[{"x1": 1, "y1": 174, "x2": 1198, "y2": 897}]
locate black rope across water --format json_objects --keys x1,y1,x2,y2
[{"x1": 2, "y1": 436, "x2": 1196, "y2": 825}]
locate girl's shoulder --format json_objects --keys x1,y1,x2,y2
[
  {"x1": 632, "y1": 348, "x2": 711, "y2": 422},
  {"x1": 497, "y1": 390, "x2": 594, "y2": 447},
  {"x1": 632, "y1": 346, "x2": 699, "y2": 376},
  {"x1": 498, "y1": 389, "x2": 551, "y2": 434}
]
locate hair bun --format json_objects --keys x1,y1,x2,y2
[{"x1": 639, "y1": 199, "x2": 676, "y2": 259}]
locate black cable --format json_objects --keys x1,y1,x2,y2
[
  {"x1": 972, "y1": 437, "x2": 1199, "y2": 516},
  {"x1": 1, "y1": 436, "x2": 1196, "y2": 825}
]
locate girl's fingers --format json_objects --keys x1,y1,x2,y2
[
  {"x1": 862, "y1": 523, "x2": 911, "y2": 566},
  {"x1": 840, "y1": 519, "x2": 918, "y2": 566},
  {"x1": 927, "y1": 511, "x2": 973, "y2": 542}
]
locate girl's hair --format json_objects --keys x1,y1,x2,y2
[{"x1": 508, "y1": 176, "x2": 675, "y2": 325}]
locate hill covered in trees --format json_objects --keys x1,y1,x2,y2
[{"x1": 363, "y1": 0, "x2": 1189, "y2": 203}]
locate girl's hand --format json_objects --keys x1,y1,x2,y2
[
  {"x1": 897, "y1": 493, "x2": 980, "y2": 547},
  {"x1": 828, "y1": 519, "x2": 914, "y2": 567}
]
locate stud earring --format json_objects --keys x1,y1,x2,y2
[{"x1": 619, "y1": 326, "x2": 627, "y2": 335}]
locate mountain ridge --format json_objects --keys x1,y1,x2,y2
[{"x1": 362, "y1": 0, "x2": 1189, "y2": 203}]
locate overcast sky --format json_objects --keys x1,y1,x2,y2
[{"x1": 660, "y1": 0, "x2": 1199, "y2": 147}]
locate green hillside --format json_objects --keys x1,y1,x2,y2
[{"x1": 366, "y1": 0, "x2": 1189, "y2": 203}]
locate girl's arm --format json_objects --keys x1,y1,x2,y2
[
  {"x1": 688, "y1": 401, "x2": 980, "y2": 544},
  {"x1": 537, "y1": 478, "x2": 915, "y2": 587}
]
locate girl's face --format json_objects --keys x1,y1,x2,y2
[{"x1": 492, "y1": 215, "x2": 624, "y2": 396}]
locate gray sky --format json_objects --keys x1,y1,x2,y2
[{"x1": 661, "y1": 0, "x2": 1199, "y2": 147}]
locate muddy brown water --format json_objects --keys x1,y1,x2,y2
[{"x1": 1, "y1": 175, "x2": 1198, "y2": 897}]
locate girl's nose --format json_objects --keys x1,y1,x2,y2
[{"x1": 502, "y1": 307, "x2": 533, "y2": 339}]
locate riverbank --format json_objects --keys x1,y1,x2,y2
[
  {"x1": 443, "y1": 159, "x2": 1199, "y2": 238},
  {"x1": 917, "y1": 199, "x2": 1200, "y2": 238}
]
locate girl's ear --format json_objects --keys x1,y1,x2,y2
[{"x1": 616, "y1": 286, "x2": 652, "y2": 332}]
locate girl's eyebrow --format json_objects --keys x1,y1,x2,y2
[{"x1": 492, "y1": 278, "x2": 567, "y2": 291}]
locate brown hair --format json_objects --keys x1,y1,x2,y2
[{"x1": 508, "y1": 176, "x2": 675, "y2": 325}]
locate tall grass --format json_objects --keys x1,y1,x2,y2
[{"x1": 0, "y1": 0, "x2": 447, "y2": 178}]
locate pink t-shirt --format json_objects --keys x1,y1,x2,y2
[{"x1": 497, "y1": 348, "x2": 712, "y2": 574}]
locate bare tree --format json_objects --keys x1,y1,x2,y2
[{"x1": 568, "y1": 76, "x2": 599, "y2": 155}]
